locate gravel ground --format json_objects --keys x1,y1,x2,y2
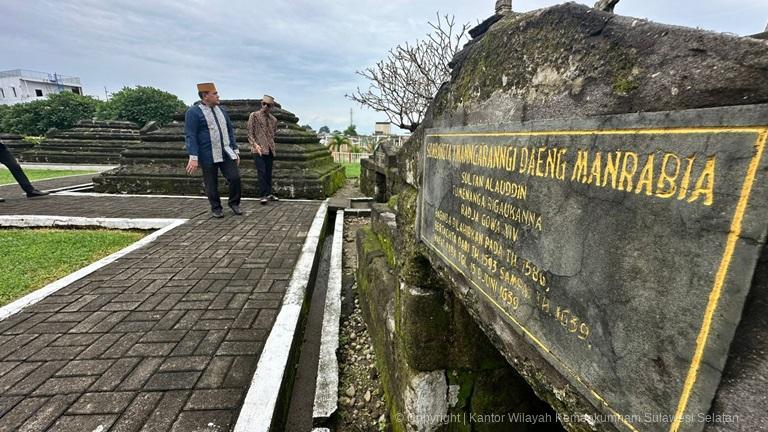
[{"x1": 336, "y1": 215, "x2": 390, "y2": 432}]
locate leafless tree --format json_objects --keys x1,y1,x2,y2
[{"x1": 347, "y1": 13, "x2": 471, "y2": 132}]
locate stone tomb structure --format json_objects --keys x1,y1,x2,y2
[
  {"x1": 421, "y1": 106, "x2": 768, "y2": 432},
  {"x1": 94, "y1": 100, "x2": 345, "y2": 199},
  {"x1": 360, "y1": 139, "x2": 399, "y2": 202},
  {"x1": 356, "y1": 4, "x2": 768, "y2": 432},
  {"x1": 23, "y1": 120, "x2": 140, "y2": 164},
  {"x1": 0, "y1": 133, "x2": 32, "y2": 157}
]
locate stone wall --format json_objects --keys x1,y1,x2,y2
[
  {"x1": 358, "y1": 3, "x2": 768, "y2": 431},
  {"x1": 357, "y1": 203, "x2": 560, "y2": 431}
]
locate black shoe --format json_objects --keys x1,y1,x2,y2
[
  {"x1": 0, "y1": 197, "x2": 4, "y2": 202},
  {"x1": 268, "y1": 194, "x2": 279, "y2": 201},
  {"x1": 230, "y1": 205, "x2": 242, "y2": 215},
  {"x1": 260, "y1": 197, "x2": 268, "y2": 205},
  {"x1": 212, "y1": 209, "x2": 224, "y2": 218},
  {"x1": 26, "y1": 189, "x2": 50, "y2": 198}
]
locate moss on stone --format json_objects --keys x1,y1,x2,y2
[
  {"x1": 399, "y1": 284, "x2": 450, "y2": 371},
  {"x1": 448, "y1": 369, "x2": 475, "y2": 413},
  {"x1": 376, "y1": 232, "x2": 396, "y2": 268},
  {"x1": 387, "y1": 194, "x2": 399, "y2": 211}
]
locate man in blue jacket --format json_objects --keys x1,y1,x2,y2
[{"x1": 185, "y1": 82, "x2": 242, "y2": 218}]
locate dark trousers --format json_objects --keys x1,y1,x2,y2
[
  {"x1": 253, "y1": 152, "x2": 274, "y2": 197},
  {"x1": 0, "y1": 143, "x2": 34, "y2": 194},
  {"x1": 201, "y1": 157, "x2": 241, "y2": 211}
]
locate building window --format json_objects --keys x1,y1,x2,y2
[
  {"x1": 11, "y1": 87, "x2": 16, "y2": 97},
  {"x1": 35, "y1": 89, "x2": 43, "y2": 97},
  {"x1": 71, "y1": 88, "x2": 81, "y2": 95}
]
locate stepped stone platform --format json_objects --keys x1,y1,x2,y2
[
  {"x1": 23, "y1": 121, "x2": 140, "y2": 164},
  {"x1": 94, "y1": 100, "x2": 345, "y2": 199},
  {"x1": 0, "y1": 133, "x2": 33, "y2": 157}
]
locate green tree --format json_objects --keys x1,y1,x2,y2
[
  {"x1": 319, "y1": 125, "x2": 330, "y2": 134},
  {"x1": 100, "y1": 86, "x2": 186, "y2": 126},
  {"x1": 300, "y1": 124, "x2": 313, "y2": 131},
  {"x1": 1, "y1": 92, "x2": 102, "y2": 136},
  {"x1": 0, "y1": 105, "x2": 10, "y2": 132},
  {"x1": 343, "y1": 124, "x2": 358, "y2": 136},
  {"x1": 328, "y1": 133, "x2": 350, "y2": 153}
]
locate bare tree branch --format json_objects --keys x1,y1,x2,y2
[{"x1": 346, "y1": 12, "x2": 470, "y2": 132}]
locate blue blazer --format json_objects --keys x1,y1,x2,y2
[{"x1": 185, "y1": 104, "x2": 237, "y2": 166}]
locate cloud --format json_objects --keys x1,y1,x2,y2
[{"x1": 1, "y1": 0, "x2": 766, "y2": 133}]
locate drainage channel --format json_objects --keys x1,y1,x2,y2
[{"x1": 234, "y1": 198, "x2": 372, "y2": 432}]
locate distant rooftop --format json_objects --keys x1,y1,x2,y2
[{"x1": 0, "y1": 69, "x2": 81, "y2": 86}]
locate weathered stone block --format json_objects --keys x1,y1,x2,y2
[
  {"x1": 398, "y1": 283, "x2": 450, "y2": 371},
  {"x1": 22, "y1": 120, "x2": 140, "y2": 164}
]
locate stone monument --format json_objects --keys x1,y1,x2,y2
[
  {"x1": 0, "y1": 133, "x2": 32, "y2": 157},
  {"x1": 357, "y1": 3, "x2": 768, "y2": 431},
  {"x1": 22, "y1": 120, "x2": 140, "y2": 164},
  {"x1": 360, "y1": 139, "x2": 399, "y2": 201},
  {"x1": 94, "y1": 99, "x2": 345, "y2": 199}
]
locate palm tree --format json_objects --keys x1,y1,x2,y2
[{"x1": 328, "y1": 133, "x2": 350, "y2": 153}]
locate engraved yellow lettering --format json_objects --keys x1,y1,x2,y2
[
  {"x1": 618, "y1": 152, "x2": 638, "y2": 191},
  {"x1": 536, "y1": 147, "x2": 546, "y2": 177},
  {"x1": 656, "y1": 153, "x2": 680, "y2": 198},
  {"x1": 677, "y1": 156, "x2": 696, "y2": 200},
  {"x1": 602, "y1": 151, "x2": 621, "y2": 189},
  {"x1": 571, "y1": 149, "x2": 589, "y2": 182},
  {"x1": 519, "y1": 148, "x2": 529, "y2": 174},
  {"x1": 687, "y1": 156, "x2": 716, "y2": 206},
  {"x1": 587, "y1": 151, "x2": 602, "y2": 185},
  {"x1": 556, "y1": 148, "x2": 568, "y2": 180},
  {"x1": 635, "y1": 154, "x2": 655, "y2": 195}
]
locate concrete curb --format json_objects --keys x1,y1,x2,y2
[
  {"x1": 17, "y1": 163, "x2": 118, "y2": 171},
  {"x1": 0, "y1": 216, "x2": 187, "y2": 321},
  {"x1": 46, "y1": 183, "x2": 94, "y2": 193},
  {"x1": 233, "y1": 200, "x2": 329, "y2": 432},
  {"x1": 54, "y1": 191, "x2": 320, "y2": 203},
  {"x1": 313, "y1": 210, "x2": 344, "y2": 423}
]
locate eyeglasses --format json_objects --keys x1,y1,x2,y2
[{"x1": 262, "y1": 103, "x2": 272, "y2": 107}]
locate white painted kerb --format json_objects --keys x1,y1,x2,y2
[
  {"x1": 313, "y1": 210, "x2": 344, "y2": 421},
  {"x1": 233, "y1": 201, "x2": 328, "y2": 432},
  {"x1": 0, "y1": 216, "x2": 187, "y2": 321}
]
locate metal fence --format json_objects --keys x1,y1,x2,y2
[{"x1": 332, "y1": 152, "x2": 371, "y2": 163}]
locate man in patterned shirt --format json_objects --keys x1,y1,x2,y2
[
  {"x1": 247, "y1": 95, "x2": 279, "y2": 205},
  {"x1": 185, "y1": 82, "x2": 242, "y2": 218}
]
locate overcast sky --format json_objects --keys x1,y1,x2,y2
[{"x1": 1, "y1": 0, "x2": 766, "y2": 134}]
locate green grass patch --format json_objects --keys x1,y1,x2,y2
[
  {"x1": 342, "y1": 162, "x2": 361, "y2": 179},
  {"x1": 0, "y1": 228, "x2": 146, "y2": 306},
  {"x1": 0, "y1": 169, "x2": 98, "y2": 186}
]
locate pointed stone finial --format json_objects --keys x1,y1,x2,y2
[
  {"x1": 594, "y1": 0, "x2": 620, "y2": 13},
  {"x1": 495, "y1": 0, "x2": 512, "y2": 15}
]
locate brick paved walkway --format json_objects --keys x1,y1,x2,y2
[{"x1": 0, "y1": 193, "x2": 320, "y2": 431}]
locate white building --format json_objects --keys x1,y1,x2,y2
[
  {"x1": 374, "y1": 122, "x2": 391, "y2": 135},
  {"x1": 0, "y1": 69, "x2": 83, "y2": 106}
]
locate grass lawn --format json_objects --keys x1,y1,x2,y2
[
  {"x1": 0, "y1": 228, "x2": 146, "y2": 306},
  {"x1": 342, "y1": 162, "x2": 361, "y2": 179},
  {"x1": 0, "y1": 169, "x2": 98, "y2": 186}
]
